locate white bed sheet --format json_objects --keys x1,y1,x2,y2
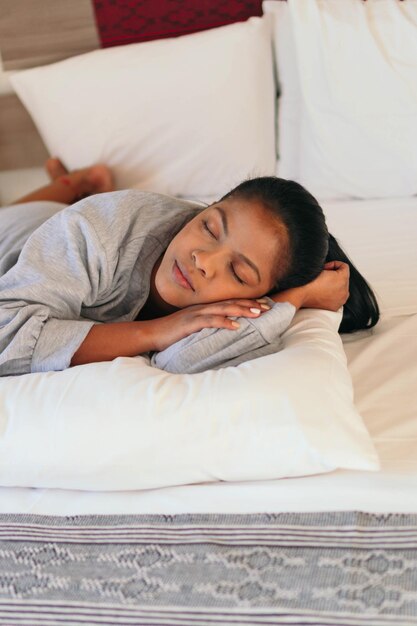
[
  {"x1": 0, "y1": 176, "x2": 416, "y2": 515},
  {"x1": 0, "y1": 168, "x2": 49, "y2": 207}
]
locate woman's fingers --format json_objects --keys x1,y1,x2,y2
[
  {"x1": 222, "y1": 298, "x2": 271, "y2": 308},
  {"x1": 195, "y1": 314, "x2": 242, "y2": 330},
  {"x1": 153, "y1": 297, "x2": 273, "y2": 351},
  {"x1": 183, "y1": 299, "x2": 272, "y2": 335},
  {"x1": 206, "y1": 300, "x2": 271, "y2": 318},
  {"x1": 324, "y1": 260, "x2": 342, "y2": 268},
  {"x1": 298, "y1": 261, "x2": 351, "y2": 311},
  {"x1": 324, "y1": 260, "x2": 350, "y2": 276}
]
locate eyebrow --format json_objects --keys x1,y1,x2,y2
[{"x1": 213, "y1": 206, "x2": 261, "y2": 284}]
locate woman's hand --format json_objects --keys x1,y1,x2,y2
[
  {"x1": 270, "y1": 261, "x2": 350, "y2": 312},
  {"x1": 148, "y1": 298, "x2": 270, "y2": 352},
  {"x1": 301, "y1": 261, "x2": 350, "y2": 310}
]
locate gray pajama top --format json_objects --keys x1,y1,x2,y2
[{"x1": 0, "y1": 191, "x2": 295, "y2": 377}]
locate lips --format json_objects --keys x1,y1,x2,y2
[{"x1": 173, "y1": 260, "x2": 194, "y2": 291}]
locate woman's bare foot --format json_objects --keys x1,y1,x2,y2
[
  {"x1": 83, "y1": 164, "x2": 114, "y2": 194},
  {"x1": 11, "y1": 160, "x2": 114, "y2": 206},
  {"x1": 51, "y1": 164, "x2": 114, "y2": 199},
  {"x1": 46, "y1": 157, "x2": 114, "y2": 195}
]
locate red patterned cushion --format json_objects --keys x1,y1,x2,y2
[{"x1": 92, "y1": 0, "x2": 264, "y2": 48}]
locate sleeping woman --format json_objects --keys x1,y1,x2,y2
[{"x1": 0, "y1": 158, "x2": 379, "y2": 376}]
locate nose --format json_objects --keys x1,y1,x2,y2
[{"x1": 192, "y1": 249, "x2": 221, "y2": 278}]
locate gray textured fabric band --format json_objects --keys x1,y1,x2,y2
[{"x1": 0, "y1": 511, "x2": 416, "y2": 625}]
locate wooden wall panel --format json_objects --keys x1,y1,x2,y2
[
  {"x1": 0, "y1": 0, "x2": 100, "y2": 70},
  {"x1": 0, "y1": 94, "x2": 48, "y2": 170}
]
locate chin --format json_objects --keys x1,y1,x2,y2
[
  {"x1": 156, "y1": 281, "x2": 186, "y2": 311},
  {"x1": 156, "y1": 289, "x2": 179, "y2": 311}
]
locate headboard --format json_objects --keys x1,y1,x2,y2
[{"x1": 0, "y1": 0, "x2": 266, "y2": 171}]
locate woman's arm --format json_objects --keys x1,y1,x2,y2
[
  {"x1": 269, "y1": 288, "x2": 305, "y2": 310},
  {"x1": 70, "y1": 295, "x2": 277, "y2": 366},
  {"x1": 69, "y1": 320, "x2": 157, "y2": 366},
  {"x1": 0, "y1": 203, "x2": 110, "y2": 376}
]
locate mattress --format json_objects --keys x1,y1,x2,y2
[{"x1": 0, "y1": 181, "x2": 416, "y2": 516}]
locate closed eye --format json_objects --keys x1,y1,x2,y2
[
  {"x1": 231, "y1": 265, "x2": 245, "y2": 284},
  {"x1": 203, "y1": 220, "x2": 216, "y2": 238},
  {"x1": 202, "y1": 220, "x2": 245, "y2": 285}
]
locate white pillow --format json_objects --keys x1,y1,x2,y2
[
  {"x1": 0, "y1": 308, "x2": 379, "y2": 491},
  {"x1": 9, "y1": 17, "x2": 276, "y2": 199},
  {"x1": 265, "y1": 0, "x2": 417, "y2": 200}
]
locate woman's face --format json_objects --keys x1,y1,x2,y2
[{"x1": 151, "y1": 196, "x2": 287, "y2": 312}]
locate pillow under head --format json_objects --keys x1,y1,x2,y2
[{"x1": 0, "y1": 307, "x2": 379, "y2": 491}]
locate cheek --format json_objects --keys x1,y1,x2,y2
[{"x1": 170, "y1": 228, "x2": 192, "y2": 257}]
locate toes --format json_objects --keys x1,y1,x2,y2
[
  {"x1": 87, "y1": 165, "x2": 114, "y2": 193},
  {"x1": 45, "y1": 157, "x2": 68, "y2": 181}
]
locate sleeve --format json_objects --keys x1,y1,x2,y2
[
  {"x1": 150, "y1": 298, "x2": 296, "y2": 374},
  {"x1": 0, "y1": 206, "x2": 110, "y2": 376}
]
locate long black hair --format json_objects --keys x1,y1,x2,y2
[{"x1": 219, "y1": 176, "x2": 379, "y2": 334}]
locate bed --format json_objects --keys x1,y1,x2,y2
[{"x1": 0, "y1": 1, "x2": 416, "y2": 625}]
